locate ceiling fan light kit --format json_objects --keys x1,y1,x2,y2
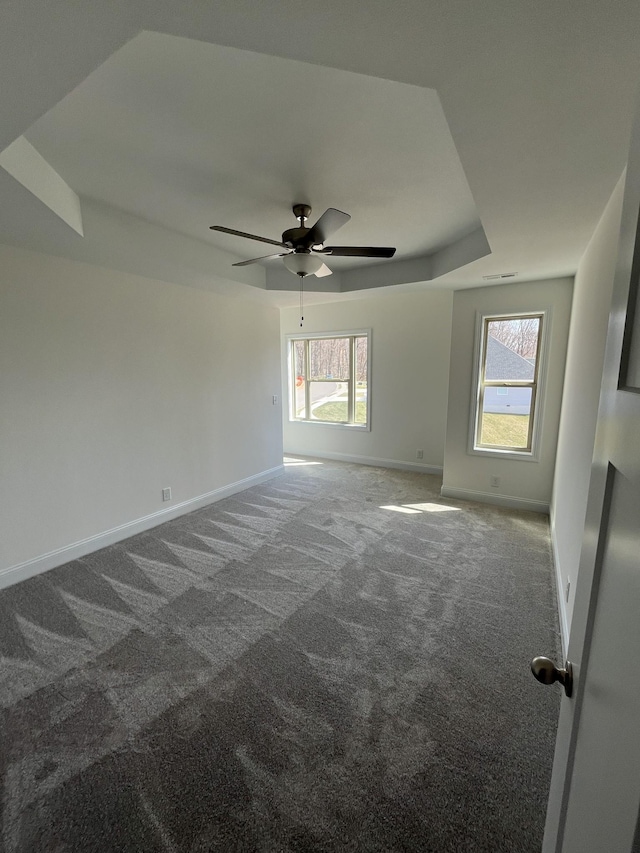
[{"x1": 283, "y1": 252, "x2": 324, "y2": 277}]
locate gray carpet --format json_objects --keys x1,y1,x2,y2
[{"x1": 0, "y1": 458, "x2": 561, "y2": 852}]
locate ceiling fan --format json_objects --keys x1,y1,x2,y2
[{"x1": 210, "y1": 204, "x2": 396, "y2": 278}]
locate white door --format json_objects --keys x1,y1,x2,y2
[{"x1": 541, "y1": 106, "x2": 640, "y2": 852}]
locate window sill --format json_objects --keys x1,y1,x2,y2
[
  {"x1": 468, "y1": 446, "x2": 539, "y2": 462},
  {"x1": 289, "y1": 419, "x2": 370, "y2": 432}
]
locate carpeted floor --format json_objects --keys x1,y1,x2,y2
[{"x1": 0, "y1": 458, "x2": 561, "y2": 852}]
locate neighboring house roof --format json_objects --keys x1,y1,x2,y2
[{"x1": 485, "y1": 335, "x2": 535, "y2": 381}]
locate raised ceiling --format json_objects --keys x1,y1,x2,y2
[
  {"x1": 1, "y1": 1, "x2": 640, "y2": 306},
  {"x1": 21, "y1": 32, "x2": 485, "y2": 293}
]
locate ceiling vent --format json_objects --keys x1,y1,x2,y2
[{"x1": 482, "y1": 272, "x2": 518, "y2": 281}]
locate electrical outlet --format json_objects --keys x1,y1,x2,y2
[
  {"x1": 416, "y1": 449, "x2": 424, "y2": 460},
  {"x1": 272, "y1": 395, "x2": 278, "y2": 405},
  {"x1": 490, "y1": 476, "x2": 500, "y2": 488},
  {"x1": 162, "y1": 487, "x2": 171, "y2": 502},
  {"x1": 566, "y1": 579, "x2": 571, "y2": 602}
]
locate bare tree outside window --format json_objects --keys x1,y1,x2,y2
[
  {"x1": 308, "y1": 338, "x2": 350, "y2": 380},
  {"x1": 488, "y1": 317, "x2": 540, "y2": 359},
  {"x1": 355, "y1": 337, "x2": 367, "y2": 383}
]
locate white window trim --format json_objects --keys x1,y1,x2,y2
[
  {"x1": 467, "y1": 309, "x2": 552, "y2": 462},
  {"x1": 286, "y1": 329, "x2": 372, "y2": 431}
]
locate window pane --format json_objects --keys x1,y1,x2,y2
[
  {"x1": 289, "y1": 334, "x2": 369, "y2": 427},
  {"x1": 293, "y1": 340, "x2": 306, "y2": 418},
  {"x1": 309, "y1": 381, "x2": 348, "y2": 422},
  {"x1": 308, "y1": 338, "x2": 350, "y2": 381},
  {"x1": 479, "y1": 386, "x2": 532, "y2": 448},
  {"x1": 355, "y1": 336, "x2": 368, "y2": 424},
  {"x1": 485, "y1": 317, "x2": 540, "y2": 381}
]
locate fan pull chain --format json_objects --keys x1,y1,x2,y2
[{"x1": 299, "y1": 276, "x2": 304, "y2": 327}]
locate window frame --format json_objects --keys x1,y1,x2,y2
[
  {"x1": 287, "y1": 329, "x2": 371, "y2": 430},
  {"x1": 468, "y1": 310, "x2": 550, "y2": 461}
]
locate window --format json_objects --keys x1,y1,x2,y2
[
  {"x1": 289, "y1": 332, "x2": 370, "y2": 428},
  {"x1": 472, "y1": 313, "x2": 545, "y2": 455}
]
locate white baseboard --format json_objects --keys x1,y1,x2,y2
[
  {"x1": 285, "y1": 449, "x2": 442, "y2": 475},
  {"x1": 0, "y1": 464, "x2": 284, "y2": 591},
  {"x1": 440, "y1": 485, "x2": 549, "y2": 515},
  {"x1": 549, "y1": 514, "x2": 570, "y2": 658}
]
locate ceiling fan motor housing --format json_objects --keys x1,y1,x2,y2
[{"x1": 281, "y1": 226, "x2": 313, "y2": 249}]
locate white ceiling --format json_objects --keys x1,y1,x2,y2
[
  {"x1": 25, "y1": 34, "x2": 480, "y2": 265},
  {"x1": 1, "y1": 1, "x2": 640, "y2": 307}
]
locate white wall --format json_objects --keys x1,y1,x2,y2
[
  {"x1": 550, "y1": 174, "x2": 625, "y2": 644},
  {"x1": 280, "y1": 289, "x2": 453, "y2": 471},
  {"x1": 442, "y1": 277, "x2": 573, "y2": 512},
  {"x1": 0, "y1": 244, "x2": 283, "y2": 584}
]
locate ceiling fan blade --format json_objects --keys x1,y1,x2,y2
[
  {"x1": 320, "y1": 246, "x2": 396, "y2": 258},
  {"x1": 305, "y1": 208, "x2": 351, "y2": 246},
  {"x1": 232, "y1": 253, "x2": 288, "y2": 267},
  {"x1": 314, "y1": 263, "x2": 333, "y2": 278},
  {"x1": 210, "y1": 225, "x2": 285, "y2": 248}
]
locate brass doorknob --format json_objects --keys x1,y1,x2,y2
[{"x1": 531, "y1": 656, "x2": 573, "y2": 697}]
